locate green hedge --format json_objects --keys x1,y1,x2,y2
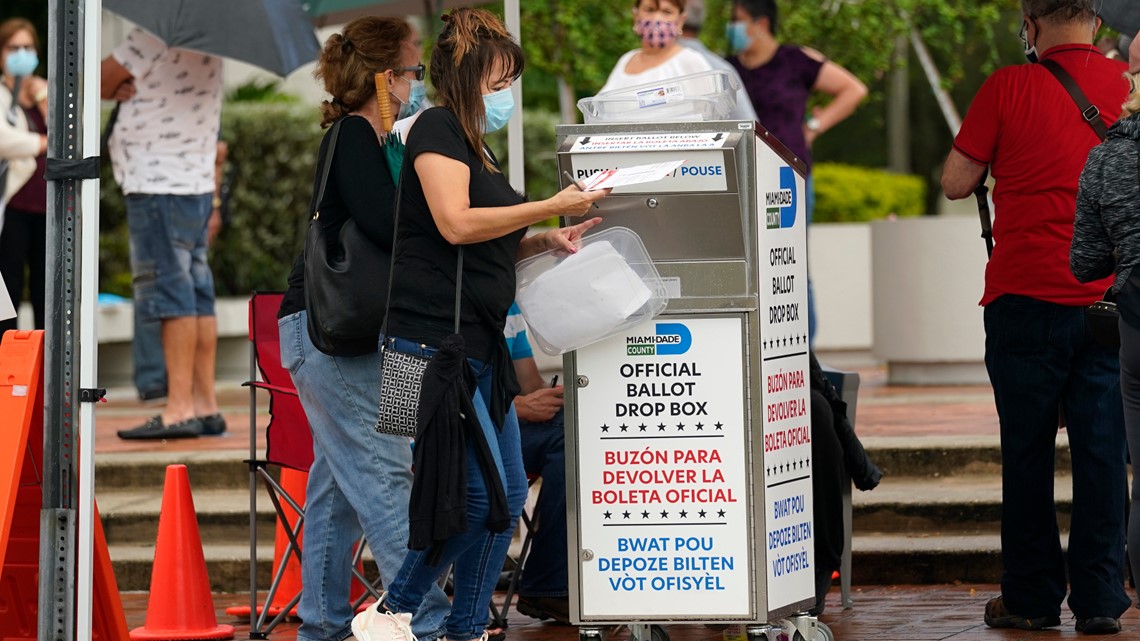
[
  {"x1": 811, "y1": 163, "x2": 926, "y2": 223},
  {"x1": 100, "y1": 102, "x2": 323, "y2": 298}
]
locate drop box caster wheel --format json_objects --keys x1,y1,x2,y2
[
  {"x1": 790, "y1": 621, "x2": 833, "y2": 641},
  {"x1": 580, "y1": 626, "x2": 604, "y2": 641},
  {"x1": 649, "y1": 624, "x2": 669, "y2": 641}
]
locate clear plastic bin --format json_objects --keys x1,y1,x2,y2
[
  {"x1": 577, "y1": 69, "x2": 740, "y2": 124},
  {"x1": 515, "y1": 227, "x2": 668, "y2": 356}
]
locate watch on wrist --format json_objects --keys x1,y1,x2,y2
[
  {"x1": 212, "y1": 196, "x2": 223, "y2": 209},
  {"x1": 806, "y1": 117, "x2": 822, "y2": 133}
]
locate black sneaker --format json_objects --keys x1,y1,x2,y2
[
  {"x1": 1076, "y1": 617, "x2": 1121, "y2": 635},
  {"x1": 516, "y1": 596, "x2": 570, "y2": 624},
  {"x1": 117, "y1": 415, "x2": 202, "y2": 440},
  {"x1": 983, "y1": 595, "x2": 1060, "y2": 630},
  {"x1": 199, "y1": 413, "x2": 227, "y2": 436}
]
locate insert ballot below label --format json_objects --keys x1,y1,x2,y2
[{"x1": 570, "y1": 132, "x2": 731, "y2": 153}]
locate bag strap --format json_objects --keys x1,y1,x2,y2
[
  {"x1": 1041, "y1": 59, "x2": 1108, "y2": 141},
  {"x1": 380, "y1": 161, "x2": 464, "y2": 342},
  {"x1": 311, "y1": 119, "x2": 344, "y2": 220}
]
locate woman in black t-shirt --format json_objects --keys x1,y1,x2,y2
[
  {"x1": 275, "y1": 17, "x2": 453, "y2": 641},
  {"x1": 352, "y1": 9, "x2": 607, "y2": 641}
]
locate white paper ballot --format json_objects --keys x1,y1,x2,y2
[
  {"x1": 580, "y1": 160, "x2": 686, "y2": 191},
  {"x1": 0, "y1": 271, "x2": 15, "y2": 322},
  {"x1": 517, "y1": 240, "x2": 652, "y2": 354}
]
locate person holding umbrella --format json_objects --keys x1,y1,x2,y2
[
  {"x1": 274, "y1": 16, "x2": 452, "y2": 641},
  {"x1": 101, "y1": 26, "x2": 227, "y2": 440},
  {"x1": 0, "y1": 18, "x2": 49, "y2": 336},
  {"x1": 351, "y1": 8, "x2": 607, "y2": 641}
]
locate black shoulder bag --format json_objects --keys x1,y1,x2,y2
[
  {"x1": 303, "y1": 119, "x2": 389, "y2": 355},
  {"x1": 1040, "y1": 59, "x2": 1120, "y2": 348}
]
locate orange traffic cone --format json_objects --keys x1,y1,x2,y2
[
  {"x1": 130, "y1": 465, "x2": 234, "y2": 640},
  {"x1": 226, "y1": 467, "x2": 307, "y2": 620}
]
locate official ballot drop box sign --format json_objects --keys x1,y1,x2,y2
[{"x1": 557, "y1": 122, "x2": 814, "y2": 624}]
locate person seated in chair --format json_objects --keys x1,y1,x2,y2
[
  {"x1": 504, "y1": 302, "x2": 571, "y2": 624},
  {"x1": 807, "y1": 351, "x2": 882, "y2": 614}
]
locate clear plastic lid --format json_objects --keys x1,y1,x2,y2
[
  {"x1": 577, "y1": 70, "x2": 740, "y2": 124},
  {"x1": 515, "y1": 227, "x2": 668, "y2": 355}
]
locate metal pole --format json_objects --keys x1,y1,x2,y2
[
  {"x1": 910, "y1": 29, "x2": 962, "y2": 135},
  {"x1": 41, "y1": 0, "x2": 100, "y2": 638},
  {"x1": 505, "y1": 0, "x2": 525, "y2": 194}
]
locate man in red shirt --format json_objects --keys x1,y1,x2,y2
[{"x1": 941, "y1": 0, "x2": 1130, "y2": 634}]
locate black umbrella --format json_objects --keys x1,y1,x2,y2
[
  {"x1": 104, "y1": 0, "x2": 321, "y2": 77},
  {"x1": 1101, "y1": 0, "x2": 1140, "y2": 36}
]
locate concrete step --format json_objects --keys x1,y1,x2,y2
[
  {"x1": 98, "y1": 488, "x2": 277, "y2": 545},
  {"x1": 850, "y1": 533, "x2": 1005, "y2": 584},
  {"x1": 852, "y1": 474, "x2": 1072, "y2": 534},
  {"x1": 95, "y1": 450, "x2": 258, "y2": 490},
  {"x1": 860, "y1": 435, "x2": 1070, "y2": 478}
]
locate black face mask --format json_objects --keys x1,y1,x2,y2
[{"x1": 1020, "y1": 18, "x2": 1039, "y2": 64}]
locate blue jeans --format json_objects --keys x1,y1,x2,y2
[
  {"x1": 125, "y1": 193, "x2": 216, "y2": 322},
  {"x1": 517, "y1": 410, "x2": 568, "y2": 597},
  {"x1": 132, "y1": 303, "x2": 166, "y2": 396},
  {"x1": 383, "y1": 336, "x2": 528, "y2": 641},
  {"x1": 279, "y1": 312, "x2": 450, "y2": 641},
  {"x1": 984, "y1": 295, "x2": 1129, "y2": 620}
]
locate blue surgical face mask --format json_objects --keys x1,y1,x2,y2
[
  {"x1": 5, "y1": 48, "x2": 38, "y2": 78},
  {"x1": 392, "y1": 76, "x2": 425, "y2": 119},
  {"x1": 726, "y1": 21, "x2": 752, "y2": 54},
  {"x1": 482, "y1": 87, "x2": 514, "y2": 133}
]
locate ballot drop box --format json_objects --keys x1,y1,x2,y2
[{"x1": 557, "y1": 121, "x2": 817, "y2": 636}]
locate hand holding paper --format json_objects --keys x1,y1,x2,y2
[{"x1": 579, "y1": 160, "x2": 686, "y2": 191}]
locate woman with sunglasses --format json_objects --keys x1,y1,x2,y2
[{"x1": 276, "y1": 16, "x2": 450, "y2": 641}]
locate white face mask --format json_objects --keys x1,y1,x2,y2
[{"x1": 1020, "y1": 19, "x2": 1039, "y2": 64}]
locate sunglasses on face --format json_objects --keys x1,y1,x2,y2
[{"x1": 392, "y1": 64, "x2": 425, "y2": 81}]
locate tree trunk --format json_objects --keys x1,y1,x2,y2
[
  {"x1": 558, "y1": 76, "x2": 577, "y2": 124},
  {"x1": 887, "y1": 34, "x2": 911, "y2": 175}
]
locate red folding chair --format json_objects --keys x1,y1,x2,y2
[{"x1": 242, "y1": 292, "x2": 381, "y2": 635}]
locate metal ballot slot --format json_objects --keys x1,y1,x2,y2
[{"x1": 558, "y1": 121, "x2": 816, "y2": 632}]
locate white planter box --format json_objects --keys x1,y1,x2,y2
[
  {"x1": 809, "y1": 222, "x2": 873, "y2": 352},
  {"x1": 871, "y1": 216, "x2": 990, "y2": 385}
]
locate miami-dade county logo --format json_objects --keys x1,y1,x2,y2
[
  {"x1": 765, "y1": 166, "x2": 797, "y2": 230},
  {"x1": 627, "y1": 323, "x2": 692, "y2": 356}
]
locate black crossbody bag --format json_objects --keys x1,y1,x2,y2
[{"x1": 1041, "y1": 59, "x2": 1120, "y2": 348}]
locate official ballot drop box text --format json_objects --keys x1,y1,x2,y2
[{"x1": 557, "y1": 122, "x2": 815, "y2": 625}]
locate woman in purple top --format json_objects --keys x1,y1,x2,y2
[
  {"x1": 726, "y1": 0, "x2": 866, "y2": 171},
  {"x1": 726, "y1": 0, "x2": 866, "y2": 340}
]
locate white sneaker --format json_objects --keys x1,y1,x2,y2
[{"x1": 351, "y1": 601, "x2": 417, "y2": 641}]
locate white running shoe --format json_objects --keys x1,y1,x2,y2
[{"x1": 351, "y1": 601, "x2": 417, "y2": 641}]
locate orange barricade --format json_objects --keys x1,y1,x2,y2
[{"x1": 0, "y1": 330, "x2": 130, "y2": 640}]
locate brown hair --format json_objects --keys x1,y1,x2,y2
[
  {"x1": 0, "y1": 18, "x2": 40, "y2": 53},
  {"x1": 315, "y1": 16, "x2": 411, "y2": 128},
  {"x1": 632, "y1": 0, "x2": 686, "y2": 11},
  {"x1": 431, "y1": 8, "x2": 524, "y2": 172}
]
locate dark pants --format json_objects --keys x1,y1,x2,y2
[
  {"x1": 985, "y1": 295, "x2": 1129, "y2": 620},
  {"x1": 0, "y1": 208, "x2": 46, "y2": 334},
  {"x1": 1118, "y1": 318, "x2": 1140, "y2": 595},
  {"x1": 810, "y1": 389, "x2": 845, "y2": 608},
  {"x1": 517, "y1": 409, "x2": 568, "y2": 597}
]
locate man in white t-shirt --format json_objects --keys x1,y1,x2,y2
[{"x1": 101, "y1": 27, "x2": 226, "y2": 439}]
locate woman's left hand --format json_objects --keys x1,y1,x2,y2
[{"x1": 538, "y1": 217, "x2": 604, "y2": 254}]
